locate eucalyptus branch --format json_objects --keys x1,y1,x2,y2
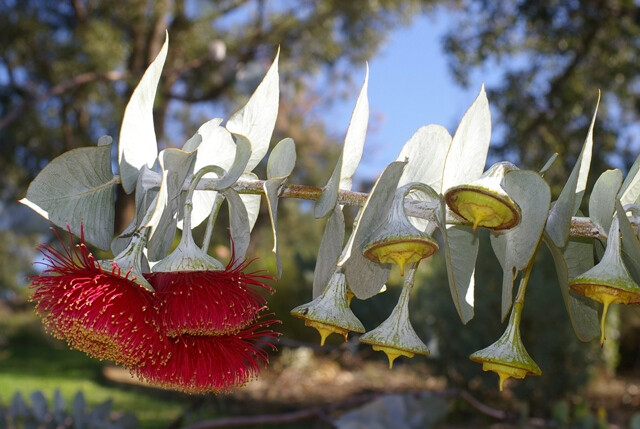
[{"x1": 135, "y1": 172, "x2": 626, "y2": 241}]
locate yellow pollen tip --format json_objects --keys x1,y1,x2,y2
[
  {"x1": 371, "y1": 345, "x2": 414, "y2": 369},
  {"x1": 599, "y1": 295, "x2": 616, "y2": 347},
  {"x1": 481, "y1": 362, "x2": 530, "y2": 391},
  {"x1": 304, "y1": 320, "x2": 348, "y2": 346}
]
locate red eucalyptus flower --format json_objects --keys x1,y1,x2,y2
[
  {"x1": 30, "y1": 229, "x2": 159, "y2": 366},
  {"x1": 148, "y1": 258, "x2": 274, "y2": 336},
  {"x1": 132, "y1": 317, "x2": 280, "y2": 394}
]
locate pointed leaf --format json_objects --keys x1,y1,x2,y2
[
  {"x1": 184, "y1": 119, "x2": 236, "y2": 229},
  {"x1": 439, "y1": 224, "x2": 478, "y2": 324},
  {"x1": 267, "y1": 138, "x2": 296, "y2": 179},
  {"x1": 397, "y1": 125, "x2": 451, "y2": 231},
  {"x1": 315, "y1": 67, "x2": 369, "y2": 218},
  {"x1": 544, "y1": 232, "x2": 600, "y2": 341},
  {"x1": 315, "y1": 153, "x2": 343, "y2": 218},
  {"x1": 313, "y1": 207, "x2": 345, "y2": 298},
  {"x1": 490, "y1": 171, "x2": 551, "y2": 319},
  {"x1": 181, "y1": 131, "x2": 203, "y2": 152},
  {"x1": 20, "y1": 143, "x2": 115, "y2": 249},
  {"x1": 539, "y1": 153, "x2": 558, "y2": 175},
  {"x1": 214, "y1": 133, "x2": 252, "y2": 190},
  {"x1": 118, "y1": 32, "x2": 167, "y2": 193},
  {"x1": 263, "y1": 179, "x2": 284, "y2": 277},
  {"x1": 340, "y1": 65, "x2": 369, "y2": 191},
  {"x1": 262, "y1": 139, "x2": 296, "y2": 278},
  {"x1": 620, "y1": 153, "x2": 640, "y2": 205},
  {"x1": 616, "y1": 201, "x2": 640, "y2": 282},
  {"x1": 224, "y1": 188, "x2": 250, "y2": 262},
  {"x1": 146, "y1": 148, "x2": 196, "y2": 260},
  {"x1": 339, "y1": 161, "x2": 406, "y2": 299},
  {"x1": 227, "y1": 49, "x2": 279, "y2": 172},
  {"x1": 546, "y1": 95, "x2": 599, "y2": 247},
  {"x1": 589, "y1": 169, "x2": 623, "y2": 234},
  {"x1": 240, "y1": 173, "x2": 261, "y2": 231},
  {"x1": 111, "y1": 165, "x2": 158, "y2": 255},
  {"x1": 441, "y1": 85, "x2": 491, "y2": 192},
  {"x1": 397, "y1": 124, "x2": 452, "y2": 192}
]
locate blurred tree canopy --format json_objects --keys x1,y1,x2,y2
[
  {"x1": 0, "y1": 0, "x2": 433, "y2": 224},
  {"x1": 444, "y1": 0, "x2": 640, "y2": 189}
]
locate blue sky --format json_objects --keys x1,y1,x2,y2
[{"x1": 323, "y1": 12, "x2": 491, "y2": 180}]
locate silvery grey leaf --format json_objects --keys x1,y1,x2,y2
[
  {"x1": 146, "y1": 149, "x2": 197, "y2": 261},
  {"x1": 227, "y1": 48, "x2": 279, "y2": 172},
  {"x1": 313, "y1": 206, "x2": 345, "y2": 298},
  {"x1": 589, "y1": 169, "x2": 623, "y2": 235},
  {"x1": 224, "y1": 188, "x2": 250, "y2": 263},
  {"x1": 544, "y1": 231, "x2": 600, "y2": 342},
  {"x1": 546, "y1": 94, "x2": 599, "y2": 247},
  {"x1": 339, "y1": 161, "x2": 406, "y2": 299},
  {"x1": 441, "y1": 85, "x2": 491, "y2": 192},
  {"x1": 267, "y1": 138, "x2": 296, "y2": 179},
  {"x1": 20, "y1": 143, "x2": 115, "y2": 250},
  {"x1": 118, "y1": 32, "x2": 167, "y2": 193},
  {"x1": 490, "y1": 170, "x2": 551, "y2": 319}
]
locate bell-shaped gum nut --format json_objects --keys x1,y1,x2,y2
[
  {"x1": 359, "y1": 269, "x2": 429, "y2": 368},
  {"x1": 291, "y1": 270, "x2": 365, "y2": 346},
  {"x1": 569, "y1": 216, "x2": 640, "y2": 346},
  {"x1": 445, "y1": 161, "x2": 521, "y2": 231},
  {"x1": 363, "y1": 184, "x2": 439, "y2": 275},
  {"x1": 152, "y1": 223, "x2": 224, "y2": 272},
  {"x1": 470, "y1": 302, "x2": 541, "y2": 391}
]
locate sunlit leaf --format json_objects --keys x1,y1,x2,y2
[
  {"x1": 546, "y1": 94, "x2": 600, "y2": 247},
  {"x1": 145, "y1": 148, "x2": 196, "y2": 261},
  {"x1": 397, "y1": 125, "x2": 452, "y2": 230},
  {"x1": 619, "y1": 152, "x2": 640, "y2": 206},
  {"x1": 111, "y1": 165, "x2": 158, "y2": 255},
  {"x1": 240, "y1": 172, "x2": 261, "y2": 231},
  {"x1": 224, "y1": 188, "x2": 250, "y2": 263},
  {"x1": 539, "y1": 153, "x2": 558, "y2": 175},
  {"x1": 397, "y1": 124, "x2": 452, "y2": 192},
  {"x1": 226, "y1": 48, "x2": 280, "y2": 172},
  {"x1": 544, "y1": 232, "x2": 600, "y2": 342},
  {"x1": 339, "y1": 64, "x2": 369, "y2": 191},
  {"x1": 313, "y1": 206, "x2": 345, "y2": 298},
  {"x1": 616, "y1": 201, "x2": 640, "y2": 282},
  {"x1": 339, "y1": 161, "x2": 406, "y2": 299},
  {"x1": 20, "y1": 143, "x2": 115, "y2": 250},
  {"x1": 215, "y1": 133, "x2": 252, "y2": 190},
  {"x1": 589, "y1": 169, "x2": 623, "y2": 235},
  {"x1": 183, "y1": 118, "x2": 236, "y2": 229},
  {"x1": 264, "y1": 138, "x2": 296, "y2": 277},
  {"x1": 118, "y1": 32, "x2": 168, "y2": 193},
  {"x1": 315, "y1": 67, "x2": 369, "y2": 218},
  {"x1": 439, "y1": 223, "x2": 478, "y2": 324},
  {"x1": 267, "y1": 138, "x2": 296, "y2": 179},
  {"x1": 490, "y1": 170, "x2": 551, "y2": 319},
  {"x1": 441, "y1": 85, "x2": 491, "y2": 192}
]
